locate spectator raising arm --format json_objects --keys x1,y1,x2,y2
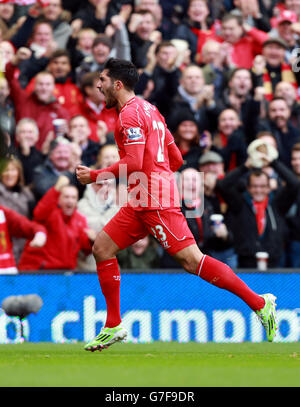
[
  {"x1": 3, "y1": 206, "x2": 46, "y2": 246},
  {"x1": 33, "y1": 175, "x2": 70, "y2": 224},
  {"x1": 10, "y1": 2, "x2": 44, "y2": 49},
  {"x1": 19, "y1": 175, "x2": 93, "y2": 271},
  {"x1": 0, "y1": 205, "x2": 46, "y2": 274},
  {"x1": 5, "y1": 48, "x2": 31, "y2": 111}
]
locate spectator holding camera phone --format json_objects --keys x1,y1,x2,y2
[{"x1": 160, "y1": 167, "x2": 236, "y2": 268}]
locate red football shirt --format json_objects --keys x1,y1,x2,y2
[{"x1": 108, "y1": 96, "x2": 180, "y2": 210}]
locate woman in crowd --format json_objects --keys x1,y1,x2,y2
[
  {"x1": 173, "y1": 112, "x2": 205, "y2": 171},
  {"x1": 0, "y1": 156, "x2": 35, "y2": 262}
]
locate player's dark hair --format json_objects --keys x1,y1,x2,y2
[{"x1": 103, "y1": 58, "x2": 139, "y2": 91}]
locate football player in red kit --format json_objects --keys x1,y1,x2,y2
[{"x1": 76, "y1": 58, "x2": 278, "y2": 351}]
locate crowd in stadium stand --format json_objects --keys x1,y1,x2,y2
[{"x1": 2, "y1": 0, "x2": 300, "y2": 272}]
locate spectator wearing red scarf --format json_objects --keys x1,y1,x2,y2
[
  {"x1": 215, "y1": 155, "x2": 300, "y2": 268},
  {"x1": 212, "y1": 108, "x2": 248, "y2": 171},
  {"x1": 217, "y1": 68, "x2": 263, "y2": 145},
  {"x1": 252, "y1": 37, "x2": 298, "y2": 102}
]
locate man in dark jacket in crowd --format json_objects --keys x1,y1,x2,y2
[
  {"x1": 32, "y1": 136, "x2": 76, "y2": 200},
  {"x1": 217, "y1": 67, "x2": 263, "y2": 144},
  {"x1": 216, "y1": 154, "x2": 300, "y2": 268},
  {"x1": 285, "y1": 142, "x2": 300, "y2": 267},
  {"x1": 14, "y1": 118, "x2": 45, "y2": 185},
  {"x1": 136, "y1": 40, "x2": 181, "y2": 118},
  {"x1": 128, "y1": 9, "x2": 158, "y2": 69},
  {"x1": 167, "y1": 64, "x2": 219, "y2": 134}
]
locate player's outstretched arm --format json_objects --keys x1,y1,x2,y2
[{"x1": 89, "y1": 143, "x2": 145, "y2": 183}]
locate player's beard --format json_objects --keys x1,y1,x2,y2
[{"x1": 105, "y1": 86, "x2": 118, "y2": 109}]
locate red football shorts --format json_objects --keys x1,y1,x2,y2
[{"x1": 103, "y1": 205, "x2": 196, "y2": 255}]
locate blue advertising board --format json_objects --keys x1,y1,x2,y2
[{"x1": 0, "y1": 272, "x2": 299, "y2": 343}]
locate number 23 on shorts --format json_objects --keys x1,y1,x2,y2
[{"x1": 151, "y1": 224, "x2": 167, "y2": 242}]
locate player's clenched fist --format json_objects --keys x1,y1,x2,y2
[{"x1": 76, "y1": 165, "x2": 92, "y2": 184}]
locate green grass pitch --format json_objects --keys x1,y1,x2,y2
[{"x1": 0, "y1": 342, "x2": 300, "y2": 387}]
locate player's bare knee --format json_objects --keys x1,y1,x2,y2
[
  {"x1": 173, "y1": 254, "x2": 196, "y2": 274},
  {"x1": 182, "y1": 259, "x2": 199, "y2": 275},
  {"x1": 173, "y1": 245, "x2": 204, "y2": 275},
  {"x1": 92, "y1": 243, "x2": 110, "y2": 262}
]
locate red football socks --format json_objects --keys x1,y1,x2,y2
[
  {"x1": 96, "y1": 258, "x2": 122, "y2": 328},
  {"x1": 96, "y1": 254, "x2": 265, "y2": 328},
  {"x1": 197, "y1": 255, "x2": 265, "y2": 311}
]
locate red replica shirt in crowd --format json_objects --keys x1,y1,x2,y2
[
  {"x1": 5, "y1": 63, "x2": 70, "y2": 151},
  {"x1": 91, "y1": 96, "x2": 182, "y2": 210},
  {"x1": 18, "y1": 187, "x2": 92, "y2": 271}
]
